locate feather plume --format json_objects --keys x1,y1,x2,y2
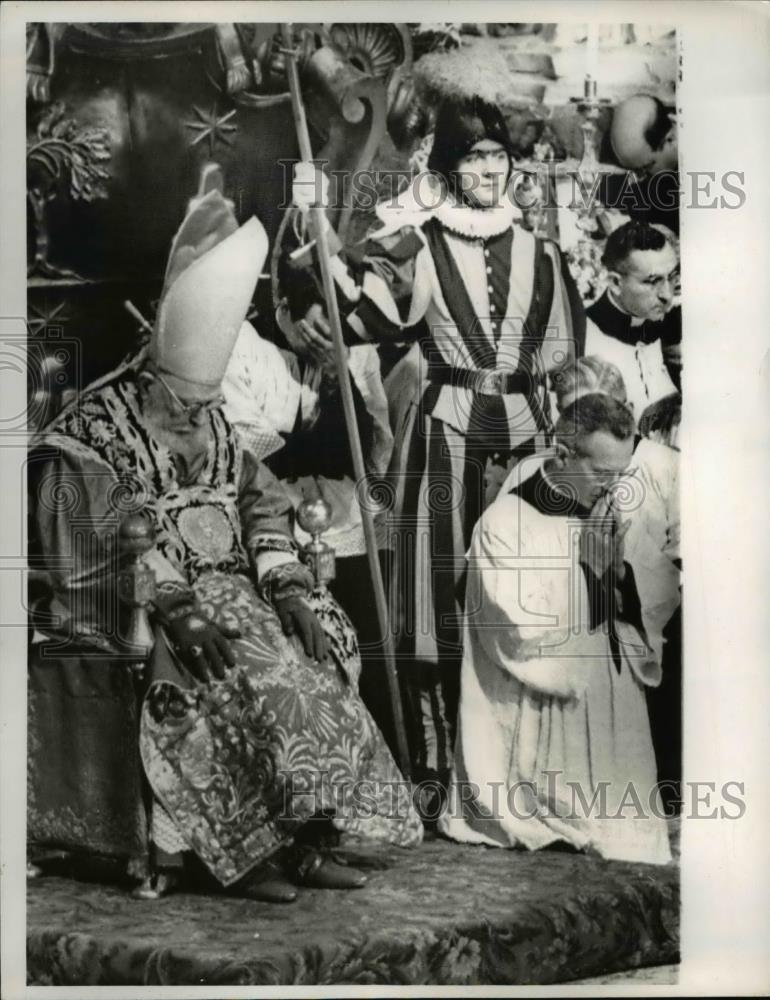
[{"x1": 415, "y1": 39, "x2": 542, "y2": 109}]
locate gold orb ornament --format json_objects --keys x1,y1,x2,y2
[
  {"x1": 297, "y1": 496, "x2": 333, "y2": 538},
  {"x1": 296, "y1": 496, "x2": 335, "y2": 587}
]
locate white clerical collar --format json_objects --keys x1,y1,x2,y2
[
  {"x1": 433, "y1": 196, "x2": 519, "y2": 241},
  {"x1": 607, "y1": 289, "x2": 646, "y2": 327}
]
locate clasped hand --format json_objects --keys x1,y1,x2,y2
[
  {"x1": 579, "y1": 497, "x2": 630, "y2": 584},
  {"x1": 284, "y1": 302, "x2": 346, "y2": 375}
]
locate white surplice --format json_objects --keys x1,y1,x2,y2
[
  {"x1": 438, "y1": 458, "x2": 672, "y2": 865},
  {"x1": 222, "y1": 321, "x2": 393, "y2": 556}
]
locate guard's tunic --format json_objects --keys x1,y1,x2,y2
[{"x1": 319, "y1": 197, "x2": 584, "y2": 780}]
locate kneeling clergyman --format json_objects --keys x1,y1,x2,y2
[
  {"x1": 438, "y1": 393, "x2": 671, "y2": 864},
  {"x1": 29, "y1": 189, "x2": 422, "y2": 902}
]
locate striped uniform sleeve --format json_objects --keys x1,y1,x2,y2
[
  {"x1": 329, "y1": 228, "x2": 429, "y2": 344},
  {"x1": 350, "y1": 227, "x2": 424, "y2": 341}
]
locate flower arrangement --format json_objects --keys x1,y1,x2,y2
[{"x1": 565, "y1": 238, "x2": 608, "y2": 306}]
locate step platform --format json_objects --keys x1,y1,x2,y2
[{"x1": 27, "y1": 830, "x2": 679, "y2": 986}]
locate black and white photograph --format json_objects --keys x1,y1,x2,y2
[{"x1": 0, "y1": 1, "x2": 768, "y2": 995}]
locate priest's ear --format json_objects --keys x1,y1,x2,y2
[
  {"x1": 605, "y1": 268, "x2": 625, "y2": 297},
  {"x1": 552, "y1": 441, "x2": 572, "y2": 468}
]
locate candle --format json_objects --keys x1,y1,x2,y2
[
  {"x1": 586, "y1": 22, "x2": 598, "y2": 79},
  {"x1": 583, "y1": 22, "x2": 599, "y2": 101}
]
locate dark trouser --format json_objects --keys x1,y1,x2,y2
[
  {"x1": 400, "y1": 658, "x2": 461, "y2": 783},
  {"x1": 646, "y1": 603, "x2": 682, "y2": 814},
  {"x1": 399, "y1": 657, "x2": 461, "y2": 825}
]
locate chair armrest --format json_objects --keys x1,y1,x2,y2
[{"x1": 117, "y1": 514, "x2": 158, "y2": 667}]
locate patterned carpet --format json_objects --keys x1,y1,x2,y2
[{"x1": 27, "y1": 827, "x2": 679, "y2": 986}]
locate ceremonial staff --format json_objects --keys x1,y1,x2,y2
[{"x1": 280, "y1": 23, "x2": 411, "y2": 779}]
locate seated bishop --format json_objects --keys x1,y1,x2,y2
[{"x1": 28, "y1": 187, "x2": 422, "y2": 903}]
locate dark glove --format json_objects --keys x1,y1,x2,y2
[
  {"x1": 274, "y1": 595, "x2": 329, "y2": 662},
  {"x1": 164, "y1": 609, "x2": 241, "y2": 683}
]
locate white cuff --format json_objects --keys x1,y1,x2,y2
[{"x1": 255, "y1": 550, "x2": 297, "y2": 583}]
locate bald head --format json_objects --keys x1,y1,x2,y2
[{"x1": 610, "y1": 95, "x2": 678, "y2": 174}]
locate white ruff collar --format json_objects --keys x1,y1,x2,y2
[
  {"x1": 433, "y1": 197, "x2": 519, "y2": 241},
  {"x1": 370, "y1": 176, "x2": 520, "y2": 243}
]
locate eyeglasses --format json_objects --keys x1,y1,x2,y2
[
  {"x1": 570, "y1": 449, "x2": 638, "y2": 486},
  {"x1": 153, "y1": 370, "x2": 225, "y2": 420},
  {"x1": 590, "y1": 465, "x2": 638, "y2": 487}
]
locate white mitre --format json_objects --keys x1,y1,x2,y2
[{"x1": 151, "y1": 189, "x2": 268, "y2": 400}]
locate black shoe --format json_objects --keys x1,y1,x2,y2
[
  {"x1": 232, "y1": 858, "x2": 299, "y2": 903},
  {"x1": 543, "y1": 838, "x2": 582, "y2": 855},
  {"x1": 293, "y1": 847, "x2": 367, "y2": 890}
]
